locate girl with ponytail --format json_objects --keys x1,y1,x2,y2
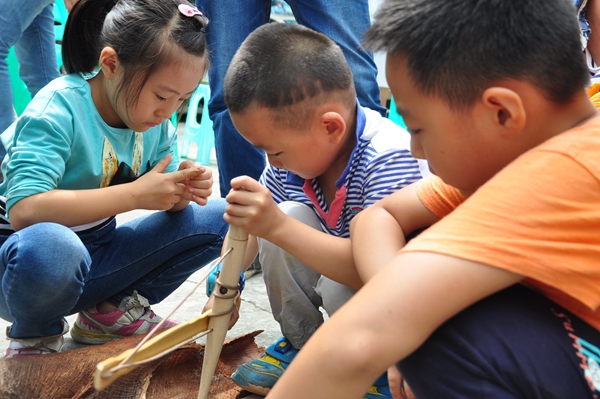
[{"x1": 0, "y1": 0, "x2": 228, "y2": 357}]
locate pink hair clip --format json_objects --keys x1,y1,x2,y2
[{"x1": 178, "y1": 4, "x2": 203, "y2": 17}]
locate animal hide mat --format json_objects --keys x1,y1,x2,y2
[{"x1": 0, "y1": 330, "x2": 265, "y2": 399}]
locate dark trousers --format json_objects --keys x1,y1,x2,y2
[{"x1": 400, "y1": 284, "x2": 600, "y2": 399}]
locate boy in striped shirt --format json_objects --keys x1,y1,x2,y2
[{"x1": 206, "y1": 22, "x2": 427, "y2": 398}]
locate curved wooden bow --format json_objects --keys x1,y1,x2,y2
[{"x1": 94, "y1": 225, "x2": 249, "y2": 399}]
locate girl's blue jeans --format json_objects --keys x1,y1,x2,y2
[{"x1": 0, "y1": 200, "x2": 228, "y2": 339}]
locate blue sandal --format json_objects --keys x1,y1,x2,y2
[{"x1": 231, "y1": 336, "x2": 298, "y2": 395}]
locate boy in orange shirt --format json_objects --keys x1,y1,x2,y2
[{"x1": 265, "y1": 0, "x2": 600, "y2": 398}]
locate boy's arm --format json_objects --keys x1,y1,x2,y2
[
  {"x1": 226, "y1": 176, "x2": 363, "y2": 289},
  {"x1": 266, "y1": 252, "x2": 523, "y2": 399},
  {"x1": 351, "y1": 182, "x2": 440, "y2": 282}
]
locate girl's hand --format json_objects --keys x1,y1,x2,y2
[
  {"x1": 134, "y1": 154, "x2": 203, "y2": 210},
  {"x1": 179, "y1": 160, "x2": 213, "y2": 205},
  {"x1": 224, "y1": 175, "x2": 285, "y2": 240}
]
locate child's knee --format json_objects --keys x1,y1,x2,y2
[
  {"x1": 9, "y1": 223, "x2": 89, "y2": 277},
  {"x1": 278, "y1": 201, "x2": 321, "y2": 229},
  {"x1": 315, "y1": 276, "x2": 356, "y2": 316}
]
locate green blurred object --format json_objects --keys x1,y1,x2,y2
[
  {"x1": 53, "y1": 0, "x2": 68, "y2": 72},
  {"x1": 8, "y1": 1, "x2": 68, "y2": 116},
  {"x1": 388, "y1": 96, "x2": 407, "y2": 129},
  {"x1": 171, "y1": 112, "x2": 180, "y2": 159},
  {"x1": 7, "y1": 47, "x2": 31, "y2": 116},
  {"x1": 180, "y1": 83, "x2": 214, "y2": 165}
]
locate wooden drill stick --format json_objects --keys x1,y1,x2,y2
[
  {"x1": 197, "y1": 225, "x2": 248, "y2": 399},
  {"x1": 94, "y1": 226, "x2": 248, "y2": 393}
]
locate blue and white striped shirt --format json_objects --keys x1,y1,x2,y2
[{"x1": 260, "y1": 105, "x2": 428, "y2": 238}]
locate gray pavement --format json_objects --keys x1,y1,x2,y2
[{"x1": 0, "y1": 123, "x2": 282, "y2": 356}]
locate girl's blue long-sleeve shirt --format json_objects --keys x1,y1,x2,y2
[{"x1": 0, "y1": 73, "x2": 179, "y2": 228}]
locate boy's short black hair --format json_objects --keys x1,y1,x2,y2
[
  {"x1": 364, "y1": 0, "x2": 590, "y2": 110},
  {"x1": 224, "y1": 23, "x2": 356, "y2": 127}
]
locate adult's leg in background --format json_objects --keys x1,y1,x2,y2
[
  {"x1": 14, "y1": 3, "x2": 59, "y2": 98},
  {"x1": 195, "y1": 0, "x2": 268, "y2": 197},
  {"x1": 290, "y1": 0, "x2": 386, "y2": 116},
  {"x1": 0, "y1": 0, "x2": 58, "y2": 135}
]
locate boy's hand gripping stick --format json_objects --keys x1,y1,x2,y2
[{"x1": 93, "y1": 225, "x2": 249, "y2": 399}]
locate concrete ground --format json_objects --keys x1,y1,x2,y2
[{"x1": 0, "y1": 122, "x2": 283, "y2": 363}]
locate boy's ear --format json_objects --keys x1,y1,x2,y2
[
  {"x1": 320, "y1": 112, "x2": 346, "y2": 143},
  {"x1": 99, "y1": 47, "x2": 121, "y2": 80},
  {"x1": 480, "y1": 87, "x2": 526, "y2": 135}
]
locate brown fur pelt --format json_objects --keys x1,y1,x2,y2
[{"x1": 0, "y1": 331, "x2": 264, "y2": 399}]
